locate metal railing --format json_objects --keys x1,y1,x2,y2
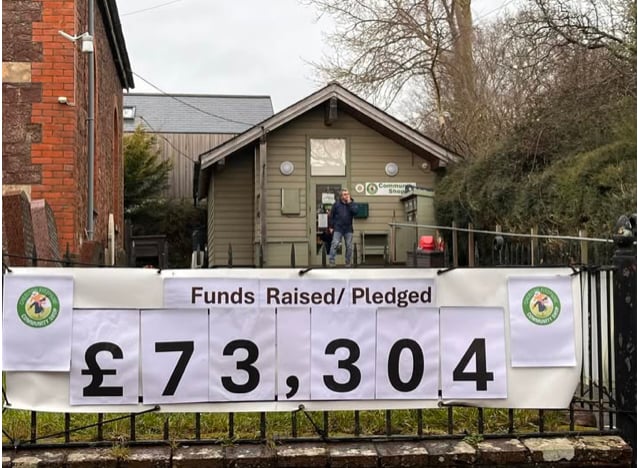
[{"x1": 2, "y1": 223, "x2": 632, "y2": 453}]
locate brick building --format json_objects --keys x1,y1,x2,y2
[{"x1": 3, "y1": 0, "x2": 134, "y2": 263}]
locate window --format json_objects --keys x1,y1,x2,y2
[
  {"x1": 123, "y1": 106, "x2": 136, "y2": 120},
  {"x1": 310, "y1": 138, "x2": 346, "y2": 176}
]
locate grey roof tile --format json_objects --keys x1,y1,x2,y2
[{"x1": 122, "y1": 93, "x2": 274, "y2": 134}]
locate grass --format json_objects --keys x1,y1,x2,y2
[{"x1": 2, "y1": 406, "x2": 589, "y2": 446}]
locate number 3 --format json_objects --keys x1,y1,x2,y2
[{"x1": 323, "y1": 338, "x2": 361, "y2": 392}]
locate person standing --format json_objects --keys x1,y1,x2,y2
[{"x1": 328, "y1": 188, "x2": 358, "y2": 267}]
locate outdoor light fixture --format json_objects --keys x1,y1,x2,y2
[
  {"x1": 280, "y1": 161, "x2": 295, "y2": 176},
  {"x1": 385, "y1": 162, "x2": 399, "y2": 177},
  {"x1": 58, "y1": 30, "x2": 94, "y2": 53}
]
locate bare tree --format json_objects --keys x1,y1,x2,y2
[
  {"x1": 305, "y1": 0, "x2": 476, "y2": 156},
  {"x1": 517, "y1": 0, "x2": 636, "y2": 63},
  {"x1": 305, "y1": 0, "x2": 635, "y2": 158}
]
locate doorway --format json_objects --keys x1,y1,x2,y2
[{"x1": 309, "y1": 182, "x2": 344, "y2": 265}]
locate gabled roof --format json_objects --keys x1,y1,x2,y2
[
  {"x1": 123, "y1": 93, "x2": 274, "y2": 134},
  {"x1": 198, "y1": 83, "x2": 460, "y2": 183},
  {"x1": 98, "y1": 0, "x2": 134, "y2": 89}
]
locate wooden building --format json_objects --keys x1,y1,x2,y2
[
  {"x1": 123, "y1": 93, "x2": 274, "y2": 201},
  {"x1": 197, "y1": 82, "x2": 458, "y2": 267}
]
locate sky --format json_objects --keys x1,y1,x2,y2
[{"x1": 116, "y1": 0, "x2": 515, "y2": 113}]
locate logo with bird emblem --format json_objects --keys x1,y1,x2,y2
[
  {"x1": 17, "y1": 287, "x2": 60, "y2": 328},
  {"x1": 522, "y1": 286, "x2": 561, "y2": 325}
]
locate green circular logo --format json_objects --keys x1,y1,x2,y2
[
  {"x1": 522, "y1": 286, "x2": 561, "y2": 325},
  {"x1": 366, "y1": 183, "x2": 378, "y2": 195},
  {"x1": 17, "y1": 286, "x2": 60, "y2": 328}
]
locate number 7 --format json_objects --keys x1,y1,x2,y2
[{"x1": 155, "y1": 341, "x2": 194, "y2": 396}]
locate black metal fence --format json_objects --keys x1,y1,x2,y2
[{"x1": 2, "y1": 223, "x2": 635, "y2": 457}]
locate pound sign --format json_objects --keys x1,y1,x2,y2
[{"x1": 82, "y1": 342, "x2": 124, "y2": 397}]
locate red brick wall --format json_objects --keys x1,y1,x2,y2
[
  {"x1": 94, "y1": 6, "x2": 125, "y2": 251},
  {"x1": 3, "y1": 0, "x2": 126, "y2": 257},
  {"x1": 29, "y1": 0, "x2": 79, "y2": 253}
]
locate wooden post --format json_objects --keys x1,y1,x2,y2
[
  {"x1": 579, "y1": 229, "x2": 588, "y2": 265},
  {"x1": 530, "y1": 226, "x2": 539, "y2": 266},
  {"x1": 258, "y1": 137, "x2": 268, "y2": 264},
  {"x1": 468, "y1": 223, "x2": 475, "y2": 267},
  {"x1": 390, "y1": 211, "x2": 396, "y2": 263},
  {"x1": 494, "y1": 224, "x2": 503, "y2": 266},
  {"x1": 452, "y1": 221, "x2": 459, "y2": 268}
]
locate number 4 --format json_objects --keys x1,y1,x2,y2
[{"x1": 452, "y1": 338, "x2": 494, "y2": 391}]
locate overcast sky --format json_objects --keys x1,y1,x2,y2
[{"x1": 116, "y1": 0, "x2": 514, "y2": 113}]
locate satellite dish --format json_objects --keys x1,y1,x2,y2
[{"x1": 107, "y1": 213, "x2": 115, "y2": 265}]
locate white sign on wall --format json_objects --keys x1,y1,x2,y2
[{"x1": 364, "y1": 182, "x2": 416, "y2": 196}]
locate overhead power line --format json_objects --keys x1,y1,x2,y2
[
  {"x1": 121, "y1": 0, "x2": 184, "y2": 17},
  {"x1": 136, "y1": 115, "x2": 197, "y2": 163},
  {"x1": 131, "y1": 72, "x2": 260, "y2": 127}
]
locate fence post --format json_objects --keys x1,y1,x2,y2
[
  {"x1": 321, "y1": 243, "x2": 327, "y2": 267},
  {"x1": 530, "y1": 226, "x2": 539, "y2": 266},
  {"x1": 612, "y1": 214, "x2": 636, "y2": 467},
  {"x1": 579, "y1": 229, "x2": 588, "y2": 265},
  {"x1": 452, "y1": 221, "x2": 459, "y2": 268},
  {"x1": 494, "y1": 224, "x2": 504, "y2": 266},
  {"x1": 290, "y1": 244, "x2": 296, "y2": 268},
  {"x1": 467, "y1": 223, "x2": 475, "y2": 267}
]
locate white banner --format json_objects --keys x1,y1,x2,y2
[
  {"x1": 3, "y1": 267, "x2": 582, "y2": 412},
  {"x1": 508, "y1": 276, "x2": 576, "y2": 367},
  {"x1": 3, "y1": 275, "x2": 74, "y2": 371}
]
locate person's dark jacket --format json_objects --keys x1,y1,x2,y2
[{"x1": 329, "y1": 198, "x2": 358, "y2": 234}]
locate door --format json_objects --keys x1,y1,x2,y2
[{"x1": 309, "y1": 181, "x2": 344, "y2": 265}]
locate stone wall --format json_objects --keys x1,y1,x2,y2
[
  {"x1": 2, "y1": 192, "x2": 36, "y2": 266},
  {"x1": 30, "y1": 198, "x2": 62, "y2": 266},
  {"x1": 1, "y1": 436, "x2": 632, "y2": 467},
  {"x1": 1, "y1": 191, "x2": 105, "y2": 267}
]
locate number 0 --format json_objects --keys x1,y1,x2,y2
[{"x1": 387, "y1": 339, "x2": 424, "y2": 392}]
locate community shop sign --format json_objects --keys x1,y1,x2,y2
[{"x1": 363, "y1": 182, "x2": 416, "y2": 196}]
